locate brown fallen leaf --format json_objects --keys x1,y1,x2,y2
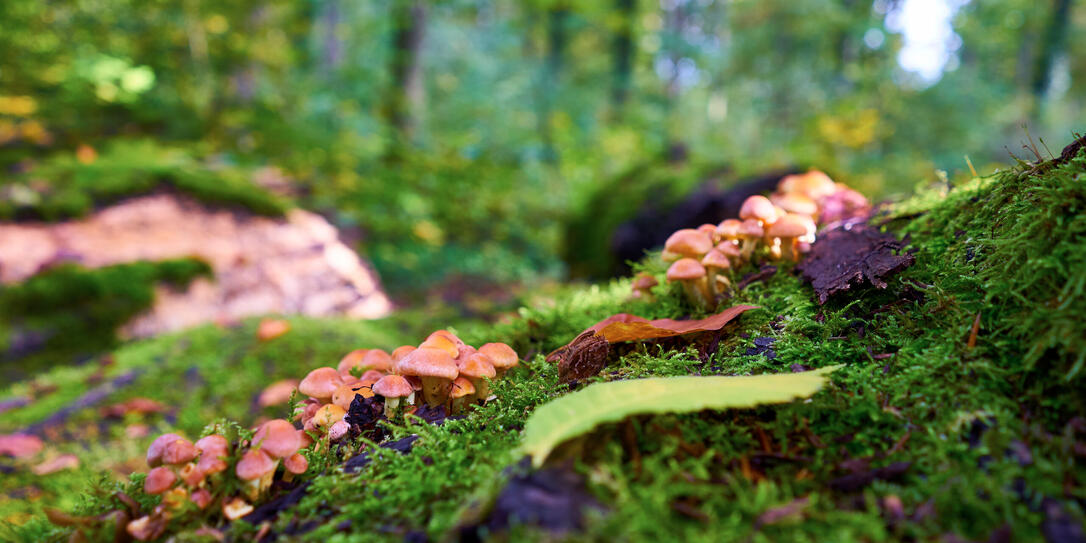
[
  {"x1": 258, "y1": 379, "x2": 300, "y2": 407},
  {"x1": 32, "y1": 454, "x2": 80, "y2": 475},
  {"x1": 0, "y1": 433, "x2": 44, "y2": 458},
  {"x1": 796, "y1": 224, "x2": 914, "y2": 304},
  {"x1": 549, "y1": 305, "x2": 758, "y2": 383},
  {"x1": 257, "y1": 318, "x2": 291, "y2": 341}
]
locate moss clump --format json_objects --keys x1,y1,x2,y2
[
  {"x1": 0, "y1": 139, "x2": 288, "y2": 221},
  {"x1": 0, "y1": 259, "x2": 211, "y2": 379},
  {"x1": 4, "y1": 144, "x2": 1084, "y2": 542}
]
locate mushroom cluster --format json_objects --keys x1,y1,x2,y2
[
  {"x1": 299, "y1": 329, "x2": 520, "y2": 426},
  {"x1": 112, "y1": 330, "x2": 520, "y2": 540},
  {"x1": 126, "y1": 421, "x2": 310, "y2": 540},
  {"x1": 657, "y1": 170, "x2": 869, "y2": 308}
]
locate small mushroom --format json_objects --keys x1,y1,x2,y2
[
  {"x1": 332, "y1": 382, "x2": 373, "y2": 410},
  {"x1": 126, "y1": 514, "x2": 167, "y2": 541},
  {"x1": 146, "y1": 433, "x2": 184, "y2": 468},
  {"x1": 663, "y1": 229, "x2": 714, "y2": 261},
  {"x1": 739, "y1": 195, "x2": 779, "y2": 226},
  {"x1": 161, "y1": 437, "x2": 198, "y2": 466},
  {"x1": 336, "y1": 349, "x2": 370, "y2": 377},
  {"x1": 235, "y1": 449, "x2": 276, "y2": 500},
  {"x1": 194, "y1": 434, "x2": 229, "y2": 475},
  {"x1": 390, "y1": 345, "x2": 416, "y2": 363},
  {"x1": 283, "y1": 452, "x2": 308, "y2": 479},
  {"x1": 701, "y1": 249, "x2": 732, "y2": 298},
  {"x1": 631, "y1": 273, "x2": 658, "y2": 301},
  {"x1": 714, "y1": 241, "x2": 742, "y2": 266},
  {"x1": 449, "y1": 377, "x2": 476, "y2": 415},
  {"x1": 779, "y1": 170, "x2": 837, "y2": 200},
  {"x1": 257, "y1": 379, "x2": 299, "y2": 408},
  {"x1": 359, "y1": 349, "x2": 394, "y2": 373},
  {"x1": 716, "y1": 219, "x2": 742, "y2": 244},
  {"x1": 737, "y1": 219, "x2": 764, "y2": 260},
  {"x1": 458, "y1": 352, "x2": 496, "y2": 402},
  {"x1": 419, "y1": 335, "x2": 460, "y2": 358},
  {"x1": 252, "y1": 419, "x2": 302, "y2": 459},
  {"x1": 427, "y1": 330, "x2": 465, "y2": 346},
  {"x1": 765, "y1": 214, "x2": 809, "y2": 261},
  {"x1": 179, "y1": 462, "x2": 205, "y2": 487},
  {"x1": 190, "y1": 488, "x2": 213, "y2": 510},
  {"x1": 477, "y1": 343, "x2": 519, "y2": 378},
  {"x1": 696, "y1": 223, "x2": 719, "y2": 242},
  {"x1": 298, "y1": 367, "x2": 344, "y2": 402},
  {"x1": 770, "y1": 191, "x2": 819, "y2": 218},
  {"x1": 311, "y1": 404, "x2": 347, "y2": 431},
  {"x1": 144, "y1": 466, "x2": 176, "y2": 495},
  {"x1": 328, "y1": 420, "x2": 350, "y2": 442},
  {"x1": 666, "y1": 258, "x2": 710, "y2": 307},
  {"x1": 396, "y1": 348, "x2": 459, "y2": 406},
  {"x1": 372, "y1": 375, "x2": 415, "y2": 418}
]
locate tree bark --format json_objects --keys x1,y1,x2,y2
[
  {"x1": 1032, "y1": 0, "x2": 1073, "y2": 100},
  {"x1": 386, "y1": 0, "x2": 426, "y2": 156},
  {"x1": 611, "y1": 0, "x2": 636, "y2": 111}
]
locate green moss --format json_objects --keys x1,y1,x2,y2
[
  {"x1": 0, "y1": 259, "x2": 212, "y2": 379},
  {"x1": 0, "y1": 140, "x2": 288, "y2": 221},
  {"x1": 4, "y1": 146, "x2": 1084, "y2": 542}
]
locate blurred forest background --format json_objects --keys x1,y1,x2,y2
[{"x1": 0, "y1": 0, "x2": 1082, "y2": 304}]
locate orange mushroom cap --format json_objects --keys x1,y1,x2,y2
[
  {"x1": 477, "y1": 343, "x2": 518, "y2": 372},
  {"x1": 235, "y1": 449, "x2": 276, "y2": 482},
  {"x1": 144, "y1": 466, "x2": 176, "y2": 495},
  {"x1": 298, "y1": 367, "x2": 344, "y2": 401},
  {"x1": 252, "y1": 419, "x2": 302, "y2": 459},
  {"x1": 664, "y1": 229, "x2": 714, "y2": 259},
  {"x1": 666, "y1": 258, "x2": 706, "y2": 281}
]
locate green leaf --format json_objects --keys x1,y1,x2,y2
[{"x1": 518, "y1": 366, "x2": 841, "y2": 467}]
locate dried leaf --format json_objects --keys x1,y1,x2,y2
[
  {"x1": 796, "y1": 225, "x2": 914, "y2": 304},
  {"x1": 519, "y1": 366, "x2": 840, "y2": 467},
  {"x1": 549, "y1": 305, "x2": 758, "y2": 383},
  {"x1": 0, "y1": 433, "x2": 43, "y2": 458}
]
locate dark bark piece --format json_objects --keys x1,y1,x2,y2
[
  {"x1": 796, "y1": 225, "x2": 915, "y2": 304},
  {"x1": 479, "y1": 463, "x2": 604, "y2": 536},
  {"x1": 342, "y1": 435, "x2": 419, "y2": 474},
  {"x1": 242, "y1": 481, "x2": 311, "y2": 525},
  {"x1": 550, "y1": 330, "x2": 612, "y2": 384}
]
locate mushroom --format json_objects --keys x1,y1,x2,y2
[
  {"x1": 449, "y1": 377, "x2": 476, "y2": 415},
  {"x1": 739, "y1": 195, "x2": 779, "y2": 226},
  {"x1": 716, "y1": 219, "x2": 742, "y2": 244},
  {"x1": 765, "y1": 214, "x2": 810, "y2": 262},
  {"x1": 332, "y1": 382, "x2": 373, "y2": 410},
  {"x1": 126, "y1": 514, "x2": 167, "y2": 541},
  {"x1": 195, "y1": 435, "x2": 229, "y2": 475},
  {"x1": 146, "y1": 433, "x2": 184, "y2": 468},
  {"x1": 631, "y1": 273, "x2": 658, "y2": 301},
  {"x1": 663, "y1": 229, "x2": 714, "y2": 261},
  {"x1": 144, "y1": 466, "x2": 176, "y2": 495},
  {"x1": 419, "y1": 335, "x2": 460, "y2": 358},
  {"x1": 222, "y1": 497, "x2": 254, "y2": 521},
  {"x1": 179, "y1": 462, "x2": 205, "y2": 487},
  {"x1": 298, "y1": 367, "x2": 344, "y2": 402},
  {"x1": 477, "y1": 343, "x2": 519, "y2": 378},
  {"x1": 372, "y1": 375, "x2": 415, "y2": 418},
  {"x1": 311, "y1": 404, "x2": 347, "y2": 432},
  {"x1": 328, "y1": 420, "x2": 350, "y2": 442},
  {"x1": 283, "y1": 452, "x2": 308, "y2": 481},
  {"x1": 359, "y1": 349, "x2": 394, "y2": 373},
  {"x1": 770, "y1": 192, "x2": 819, "y2": 218},
  {"x1": 701, "y1": 249, "x2": 732, "y2": 298},
  {"x1": 390, "y1": 345, "x2": 416, "y2": 363},
  {"x1": 252, "y1": 419, "x2": 302, "y2": 460},
  {"x1": 235, "y1": 449, "x2": 276, "y2": 500},
  {"x1": 336, "y1": 349, "x2": 370, "y2": 377},
  {"x1": 779, "y1": 170, "x2": 836, "y2": 200},
  {"x1": 714, "y1": 241, "x2": 742, "y2": 266},
  {"x1": 737, "y1": 219, "x2": 764, "y2": 260},
  {"x1": 428, "y1": 330, "x2": 464, "y2": 346},
  {"x1": 359, "y1": 369, "x2": 386, "y2": 383},
  {"x1": 696, "y1": 223, "x2": 719, "y2": 242},
  {"x1": 161, "y1": 437, "x2": 198, "y2": 466},
  {"x1": 458, "y1": 352, "x2": 497, "y2": 402},
  {"x1": 190, "y1": 488, "x2": 213, "y2": 510},
  {"x1": 396, "y1": 348, "x2": 459, "y2": 407},
  {"x1": 666, "y1": 258, "x2": 710, "y2": 307}
]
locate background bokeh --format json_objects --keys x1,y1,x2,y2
[{"x1": 1, "y1": 0, "x2": 1082, "y2": 300}]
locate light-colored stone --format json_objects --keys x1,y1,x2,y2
[{"x1": 0, "y1": 194, "x2": 392, "y2": 339}]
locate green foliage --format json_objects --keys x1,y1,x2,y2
[
  {"x1": 0, "y1": 258, "x2": 211, "y2": 377},
  {"x1": 520, "y1": 367, "x2": 838, "y2": 466},
  {"x1": 0, "y1": 140, "x2": 288, "y2": 221}
]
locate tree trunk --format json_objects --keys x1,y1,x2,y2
[
  {"x1": 385, "y1": 0, "x2": 426, "y2": 157},
  {"x1": 1032, "y1": 0, "x2": 1073, "y2": 100},
  {"x1": 538, "y1": 2, "x2": 569, "y2": 165},
  {"x1": 611, "y1": 0, "x2": 636, "y2": 111}
]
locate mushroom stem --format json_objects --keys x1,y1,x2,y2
[
  {"x1": 419, "y1": 377, "x2": 453, "y2": 407},
  {"x1": 780, "y1": 237, "x2": 799, "y2": 261},
  {"x1": 705, "y1": 268, "x2": 719, "y2": 299},
  {"x1": 468, "y1": 378, "x2": 490, "y2": 404},
  {"x1": 680, "y1": 280, "x2": 708, "y2": 308},
  {"x1": 383, "y1": 393, "x2": 414, "y2": 419},
  {"x1": 740, "y1": 238, "x2": 759, "y2": 260}
]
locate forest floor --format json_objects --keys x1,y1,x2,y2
[{"x1": 1, "y1": 140, "x2": 1085, "y2": 542}]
